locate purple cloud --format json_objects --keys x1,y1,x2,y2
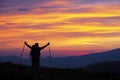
[
  {"x1": 17, "y1": 8, "x2": 30, "y2": 11},
  {"x1": 0, "y1": 0, "x2": 119, "y2": 14},
  {"x1": 72, "y1": 0, "x2": 119, "y2": 4},
  {"x1": 0, "y1": 0, "x2": 4, "y2": 5}
]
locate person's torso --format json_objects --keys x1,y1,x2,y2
[{"x1": 30, "y1": 46, "x2": 40, "y2": 56}]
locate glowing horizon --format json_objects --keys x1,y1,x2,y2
[{"x1": 0, "y1": 0, "x2": 120, "y2": 57}]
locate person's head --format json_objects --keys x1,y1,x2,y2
[{"x1": 35, "y1": 43, "x2": 39, "y2": 47}]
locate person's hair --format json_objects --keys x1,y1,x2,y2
[{"x1": 35, "y1": 43, "x2": 39, "y2": 47}]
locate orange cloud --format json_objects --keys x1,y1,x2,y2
[{"x1": 0, "y1": 0, "x2": 120, "y2": 57}]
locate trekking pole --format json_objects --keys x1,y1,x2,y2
[
  {"x1": 49, "y1": 43, "x2": 52, "y2": 64},
  {"x1": 19, "y1": 42, "x2": 25, "y2": 63}
]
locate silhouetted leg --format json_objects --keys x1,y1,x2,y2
[
  {"x1": 32, "y1": 57, "x2": 36, "y2": 73},
  {"x1": 32, "y1": 57, "x2": 34, "y2": 69},
  {"x1": 35, "y1": 57, "x2": 39, "y2": 72}
]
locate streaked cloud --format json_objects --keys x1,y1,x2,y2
[{"x1": 0, "y1": 0, "x2": 120, "y2": 57}]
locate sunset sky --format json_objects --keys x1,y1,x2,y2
[{"x1": 0, "y1": 0, "x2": 120, "y2": 57}]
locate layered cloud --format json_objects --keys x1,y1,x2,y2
[{"x1": 0, "y1": 0, "x2": 120, "y2": 57}]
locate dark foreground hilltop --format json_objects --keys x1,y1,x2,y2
[{"x1": 0, "y1": 62, "x2": 120, "y2": 80}]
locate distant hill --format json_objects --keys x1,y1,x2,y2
[
  {"x1": 82, "y1": 61, "x2": 120, "y2": 73},
  {"x1": 0, "y1": 48, "x2": 120, "y2": 68},
  {"x1": 42, "y1": 48, "x2": 120, "y2": 68},
  {"x1": 0, "y1": 56, "x2": 31, "y2": 65}
]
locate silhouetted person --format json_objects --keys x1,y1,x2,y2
[{"x1": 25, "y1": 41, "x2": 50, "y2": 72}]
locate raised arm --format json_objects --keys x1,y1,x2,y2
[
  {"x1": 25, "y1": 41, "x2": 32, "y2": 49},
  {"x1": 40, "y1": 42, "x2": 50, "y2": 50}
]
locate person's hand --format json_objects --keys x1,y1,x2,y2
[
  {"x1": 24, "y1": 41, "x2": 27, "y2": 44},
  {"x1": 48, "y1": 42, "x2": 50, "y2": 45}
]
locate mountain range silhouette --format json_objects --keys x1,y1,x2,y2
[{"x1": 0, "y1": 48, "x2": 120, "y2": 68}]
